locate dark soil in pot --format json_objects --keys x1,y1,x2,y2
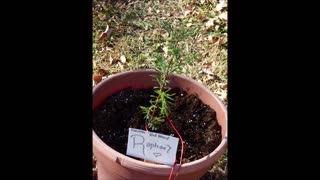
[{"x1": 93, "y1": 87, "x2": 222, "y2": 163}]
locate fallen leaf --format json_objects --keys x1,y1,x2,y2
[
  {"x1": 184, "y1": 10, "x2": 192, "y2": 17},
  {"x1": 163, "y1": 46, "x2": 168, "y2": 57},
  {"x1": 99, "y1": 25, "x2": 108, "y2": 40},
  {"x1": 109, "y1": 70, "x2": 118, "y2": 75},
  {"x1": 109, "y1": 54, "x2": 114, "y2": 64},
  {"x1": 148, "y1": 7, "x2": 153, "y2": 14},
  {"x1": 161, "y1": 32, "x2": 169, "y2": 39},
  {"x1": 98, "y1": 47, "x2": 105, "y2": 53},
  {"x1": 120, "y1": 55, "x2": 126, "y2": 63},
  {"x1": 212, "y1": 38, "x2": 219, "y2": 44},
  {"x1": 117, "y1": 28, "x2": 124, "y2": 33},
  {"x1": 186, "y1": 6, "x2": 193, "y2": 11},
  {"x1": 197, "y1": 13, "x2": 205, "y2": 21},
  {"x1": 220, "y1": 90, "x2": 227, "y2": 101},
  {"x1": 204, "y1": 74, "x2": 215, "y2": 83},
  {"x1": 117, "y1": 62, "x2": 124, "y2": 70},
  {"x1": 219, "y1": 12, "x2": 228, "y2": 21},
  {"x1": 205, "y1": 18, "x2": 214, "y2": 28},
  {"x1": 99, "y1": 25, "x2": 114, "y2": 41},
  {"x1": 219, "y1": 37, "x2": 225, "y2": 45},
  {"x1": 208, "y1": 35, "x2": 219, "y2": 44},
  {"x1": 203, "y1": 68, "x2": 214, "y2": 75},
  {"x1": 216, "y1": 1, "x2": 227, "y2": 11},
  {"x1": 203, "y1": 61, "x2": 213, "y2": 67},
  {"x1": 98, "y1": 68, "x2": 108, "y2": 76},
  {"x1": 93, "y1": 61, "x2": 97, "y2": 69},
  {"x1": 186, "y1": 23, "x2": 193, "y2": 27},
  {"x1": 105, "y1": 46, "x2": 113, "y2": 51},
  {"x1": 152, "y1": 29, "x2": 160, "y2": 35},
  {"x1": 93, "y1": 75, "x2": 102, "y2": 83},
  {"x1": 218, "y1": 83, "x2": 228, "y2": 89}
]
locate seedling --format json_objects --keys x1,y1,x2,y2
[
  {"x1": 138, "y1": 20, "x2": 201, "y2": 180},
  {"x1": 140, "y1": 44, "x2": 181, "y2": 130}
]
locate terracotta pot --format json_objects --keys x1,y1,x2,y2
[{"x1": 93, "y1": 69, "x2": 228, "y2": 180}]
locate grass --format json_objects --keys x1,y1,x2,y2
[{"x1": 92, "y1": 0, "x2": 228, "y2": 179}]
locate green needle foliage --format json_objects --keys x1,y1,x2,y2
[
  {"x1": 140, "y1": 20, "x2": 201, "y2": 131},
  {"x1": 140, "y1": 44, "x2": 183, "y2": 130}
]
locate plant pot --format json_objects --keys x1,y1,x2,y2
[{"x1": 93, "y1": 69, "x2": 228, "y2": 180}]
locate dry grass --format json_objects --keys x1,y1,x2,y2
[{"x1": 93, "y1": 0, "x2": 227, "y2": 179}]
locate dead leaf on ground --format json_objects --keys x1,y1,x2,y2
[
  {"x1": 93, "y1": 75, "x2": 102, "y2": 83},
  {"x1": 109, "y1": 54, "x2": 114, "y2": 64},
  {"x1": 218, "y1": 83, "x2": 228, "y2": 89},
  {"x1": 99, "y1": 25, "x2": 114, "y2": 41},
  {"x1": 219, "y1": 12, "x2": 228, "y2": 21},
  {"x1": 216, "y1": 1, "x2": 227, "y2": 11},
  {"x1": 163, "y1": 46, "x2": 168, "y2": 57},
  {"x1": 147, "y1": 7, "x2": 153, "y2": 14},
  {"x1": 98, "y1": 47, "x2": 105, "y2": 53},
  {"x1": 120, "y1": 55, "x2": 126, "y2": 63},
  {"x1": 117, "y1": 62, "x2": 125, "y2": 70},
  {"x1": 204, "y1": 74, "x2": 215, "y2": 83},
  {"x1": 186, "y1": 23, "x2": 193, "y2": 27},
  {"x1": 219, "y1": 37, "x2": 226, "y2": 45},
  {"x1": 212, "y1": 38, "x2": 219, "y2": 44},
  {"x1": 208, "y1": 35, "x2": 219, "y2": 44},
  {"x1": 184, "y1": 6, "x2": 195, "y2": 16},
  {"x1": 139, "y1": 33, "x2": 144, "y2": 41},
  {"x1": 203, "y1": 61, "x2": 213, "y2": 67},
  {"x1": 183, "y1": 10, "x2": 192, "y2": 18},
  {"x1": 98, "y1": 68, "x2": 108, "y2": 76},
  {"x1": 105, "y1": 46, "x2": 113, "y2": 51},
  {"x1": 205, "y1": 19, "x2": 214, "y2": 28},
  {"x1": 186, "y1": 6, "x2": 194, "y2": 11},
  {"x1": 197, "y1": 13, "x2": 205, "y2": 21},
  {"x1": 203, "y1": 68, "x2": 214, "y2": 75},
  {"x1": 161, "y1": 32, "x2": 169, "y2": 39},
  {"x1": 219, "y1": 90, "x2": 227, "y2": 101}
]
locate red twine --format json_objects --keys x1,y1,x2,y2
[{"x1": 145, "y1": 116, "x2": 184, "y2": 180}]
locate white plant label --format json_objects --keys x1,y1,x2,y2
[{"x1": 126, "y1": 128, "x2": 179, "y2": 166}]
